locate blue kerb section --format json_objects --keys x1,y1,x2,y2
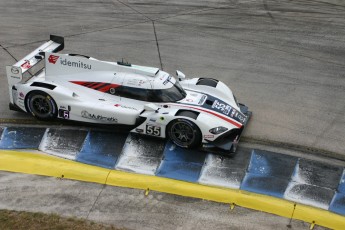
[
  {"x1": 0, "y1": 127, "x2": 46, "y2": 149},
  {"x1": 337, "y1": 169, "x2": 345, "y2": 194},
  {"x1": 240, "y1": 149, "x2": 298, "y2": 198},
  {"x1": 329, "y1": 169, "x2": 345, "y2": 215},
  {"x1": 156, "y1": 141, "x2": 207, "y2": 182},
  {"x1": 76, "y1": 131, "x2": 128, "y2": 169},
  {"x1": 329, "y1": 193, "x2": 345, "y2": 216}
]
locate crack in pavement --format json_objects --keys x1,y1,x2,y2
[
  {"x1": 152, "y1": 21, "x2": 163, "y2": 70},
  {"x1": 114, "y1": 0, "x2": 165, "y2": 69},
  {"x1": 115, "y1": 0, "x2": 152, "y2": 21},
  {"x1": 0, "y1": 43, "x2": 18, "y2": 62},
  {"x1": 86, "y1": 184, "x2": 106, "y2": 220},
  {"x1": 263, "y1": 0, "x2": 277, "y2": 23}
]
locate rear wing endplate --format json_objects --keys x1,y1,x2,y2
[{"x1": 6, "y1": 35, "x2": 64, "y2": 103}]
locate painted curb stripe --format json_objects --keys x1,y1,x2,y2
[
  {"x1": 0, "y1": 150, "x2": 344, "y2": 230},
  {"x1": 0, "y1": 150, "x2": 109, "y2": 184}
]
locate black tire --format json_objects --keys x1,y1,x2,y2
[
  {"x1": 167, "y1": 118, "x2": 202, "y2": 149},
  {"x1": 197, "y1": 78, "x2": 218, "y2": 87},
  {"x1": 25, "y1": 91, "x2": 58, "y2": 120}
]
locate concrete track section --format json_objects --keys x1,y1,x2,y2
[
  {"x1": 1, "y1": 0, "x2": 345, "y2": 229},
  {"x1": 1, "y1": 0, "x2": 345, "y2": 156},
  {"x1": 0, "y1": 171, "x2": 328, "y2": 230},
  {"x1": 0, "y1": 125, "x2": 344, "y2": 229}
]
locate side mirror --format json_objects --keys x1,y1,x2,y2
[
  {"x1": 176, "y1": 70, "x2": 185, "y2": 81},
  {"x1": 144, "y1": 103, "x2": 159, "y2": 112}
]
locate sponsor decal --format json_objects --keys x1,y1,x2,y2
[
  {"x1": 60, "y1": 58, "x2": 91, "y2": 69},
  {"x1": 81, "y1": 110, "x2": 117, "y2": 122},
  {"x1": 126, "y1": 79, "x2": 146, "y2": 86},
  {"x1": 231, "y1": 110, "x2": 236, "y2": 117},
  {"x1": 149, "y1": 118, "x2": 156, "y2": 122},
  {"x1": 19, "y1": 92, "x2": 25, "y2": 98},
  {"x1": 186, "y1": 98, "x2": 193, "y2": 102},
  {"x1": 163, "y1": 75, "x2": 172, "y2": 85},
  {"x1": 11, "y1": 67, "x2": 19, "y2": 74},
  {"x1": 48, "y1": 55, "x2": 59, "y2": 64},
  {"x1": 212, "y1": 100, "x2": 232, "y2": 115},
  {"x1": 198, "y1": 95, "x2": 207, "y2": 105},
  {"x1": 114, "y1": 104, "x2": 137, "y2": 110},
  {"x1": 135, "y1": 128, "x2": 144, "y2": 133},
  {"x1": 236, "y1": 114, "x2": 246, "y2": 123},
  {"x1": 10, "y1": 75, "x2": 21, "y2": 79},
  {"x1": 59, "y1": 109, "x2": 70, "y2": 119},
  {"x1": 204, "y1": 135, "x2": 214, "y2": 139},
  {"x1": 21, "y1": 60, "x2": 31, "y2": 69},
  {"x1": 18, "y1": 101, "x2": 24, "y2": 107}
]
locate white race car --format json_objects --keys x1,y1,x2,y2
[{"x1": 6, "y1": 35, "x2": 251, "y2": 153}]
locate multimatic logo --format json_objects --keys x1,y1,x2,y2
[
  {"x1": 48, "y1": 55, "x2": 92, "y2": 69},
  {"x1": 81, "y1": 110, "x2": 117, "y2": 122}
]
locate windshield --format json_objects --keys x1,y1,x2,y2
[{"x1": 148, "y1": 80, "x2": 186, "y2": 102}]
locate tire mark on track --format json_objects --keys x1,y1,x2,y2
[{"x1": 158, "y1": 19, "x2": 345, "y2": 67}]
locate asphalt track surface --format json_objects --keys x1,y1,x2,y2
[{"x1": 0, "y1": 0, "x2": 344, "y2": 229}]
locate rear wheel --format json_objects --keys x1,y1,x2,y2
[
  {"x1": 167, "y1": 118, "x2": 201, "y2": 149},
  {"x1": 26, "y1": 91, "x2": 58, "y2": 120}
]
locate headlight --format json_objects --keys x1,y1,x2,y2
[{"x1": 209, "y1": 126, "x2": 228, "y2": 134}]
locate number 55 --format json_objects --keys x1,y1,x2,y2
[{"x1": 146, "y1": 125, "x2": 161, "y2": 136}]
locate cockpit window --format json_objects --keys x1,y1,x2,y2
[
  {"x1": 114, "y1": 86, "x2": 149, "y2": 101},
  {"x1": 148, "y1": 80, "x2": 186, "y2": 102},
  {"x1": 112, "y1": 80, "x2": 186, "y2": 102}
]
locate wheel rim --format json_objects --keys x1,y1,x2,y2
[
  {"x1": 169, "y1": 121, "x2": 195, "y2": 146},
  {"x1": 29, "y1": 95, "x2": 53, "y2": 118}
]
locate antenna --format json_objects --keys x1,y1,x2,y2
[{"x1": 117, "y1": 58, "x2": 131, "y2": 67}]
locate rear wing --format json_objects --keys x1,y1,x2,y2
[
  {"x1": 6, "y1": 35, "x2": 64, "y2": 103},
  {"x1": 6, "y1": 35, "x2": 64, "y2": 86}
]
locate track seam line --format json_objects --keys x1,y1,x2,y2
[
  {"x1": 0, "y1": 44, "x2": 18, "y2": 62},
  {"x1": 86, "y1": 183, "x2": 106, "y2": 220},
  {"x1": 2, "y1": 6, "x2": 231, "y2": 49},
  {"x1": 86, "y1": 169, "x2": 112, "y2": 219},
  {"x1": 114, "y1": 0, "x2": 164, "y2": 69},
  {"x1": 152, "y1": 21, "x2": 163, "y2": 70}
]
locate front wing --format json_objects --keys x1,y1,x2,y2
[{"x1": 199, "y1": 103, "x2": 251, "y2": 154}]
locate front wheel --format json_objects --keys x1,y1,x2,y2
[
  {"x1": 167, "y1": 119, "x2": 202, "y2": 149},
  {"x1": 25, "y1": 91, "x2": 58, "y2": 120}
]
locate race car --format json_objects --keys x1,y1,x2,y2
[{"x1": 6, "y1": 35, "x2": 251, "y2": 153}]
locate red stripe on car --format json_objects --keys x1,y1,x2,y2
[{"x1": 70, "y1": 81, "x2": 120, "y2": 93}]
